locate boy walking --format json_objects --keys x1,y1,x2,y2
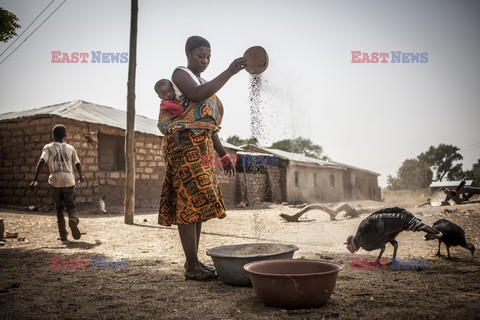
[{"x1": 30, "y1": 124, "x2": 84, "y2": 241}]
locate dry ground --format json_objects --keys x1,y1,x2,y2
[{"x1": 1, "y1": 196, "x2": 479, "y2": 320}]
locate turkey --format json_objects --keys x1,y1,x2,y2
[
  {"x1": 345, "y1": 207, "x2": 442, "y2": 261},
  {"x1": 424, "y1": 219, "x2": 475, "y2": 259}
]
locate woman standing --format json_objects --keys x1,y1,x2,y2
[{"x1": 158, "y1": 36, "x2": 246, "y2": 281}]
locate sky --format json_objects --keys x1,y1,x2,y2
[{"x1": 0, "y1": 0, "x2": 479, "y2": 187}]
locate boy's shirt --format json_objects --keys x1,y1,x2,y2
[{"x1": 41, "y1": 142, "x2": 80, "y2": 188}]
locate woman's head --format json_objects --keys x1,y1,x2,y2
[{"x1": 185, "y1": 36, "x2": 211, "y2": 75}]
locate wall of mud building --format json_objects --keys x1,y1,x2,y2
[
  {"x1": 232, "y1": 160, "x2": 286, "y2": 206},
  {"x1": 285, "y1": 163, "x2": 345, "y2": 203},
  {"x1": 342, "y1": 168, "x2": 381, "y2": 201},
  {"x1": 0, "y1": 116, "x2": 165, "y2": 212},
  {"x1": 265, "y1": 162, "x2": 287, "y2": 203}
]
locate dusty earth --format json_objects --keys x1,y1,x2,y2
[{"x1": 1, "y1": 196, "x2": 479, "y2": 320}]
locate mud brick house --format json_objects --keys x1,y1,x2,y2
[
  {"x1": 0, "y1": 100, "x2": 165, "y2": 210},
  {"x1": 240, "y1": 145, "x2": 381, "y2": 203},
  {"x1": 0, "y1": 99, "x2": 379, "y2": 211},
  {"x1": 330, "y1": 160, "x2": 381, "y2": 201},
  {"x1": 0, "y1": 100, "x2": 245, "y2": 211}
]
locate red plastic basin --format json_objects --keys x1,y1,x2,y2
[{"x1": 244, "y1": 259, "x2": 343, "y2": 309}]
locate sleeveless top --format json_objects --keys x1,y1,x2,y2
[{"x1": 157, "y1": 66, "x2": 224, "y2": 135}]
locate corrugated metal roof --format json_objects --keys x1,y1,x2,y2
[
  {"x1": 240, "y1": 144, "x2": 380, "y2": 175},
  {"x1": 237, "y1": 151, "x2": 273, "y2": 156},
  {"x1": 0, "y1": 100, "x2": 162, "y2": 136},
  {"x1": 219, "y1": 140, "x2": 244, "y2": 151},
  {"x1": 430, "y1": 180, "x2": 475, "y2": 188},
  {"x1": 264, "y1": 148, "x2": 335, "y2": 166},
  {"x1": 329, "y1": 160, "x2": 381, "y2": 176},
  {"x1": 240, "y1": 145, "x2": 342, "y2": 169}
]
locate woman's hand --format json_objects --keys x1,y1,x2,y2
[
  {"x1": 173, "y1": 56, "x2": 246, "y2": 102},
  {"x1": 221, "y1": 155, "x2": 235, "y2": 178},
  {"x1": 227, "y1": 57, "x2": 247, "y2": 76}
]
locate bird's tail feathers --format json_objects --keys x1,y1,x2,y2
[{"x1": 406, "y1": 218, "x2": 442, "y2": 237}]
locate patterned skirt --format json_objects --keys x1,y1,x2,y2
[{"x1": 158, "y1": 130, "x2": 226, "y2": 226}]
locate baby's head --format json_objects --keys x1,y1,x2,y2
[{"x1": 154, "y1": 79, "x2": 176, "y2": 101}]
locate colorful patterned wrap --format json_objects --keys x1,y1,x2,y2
[
  {"x1": 158, "y1": 95, "x2": 227, "y2": 226},
  {"x1": 157, "y1": 95, "x2": 223, "y2": 135}
]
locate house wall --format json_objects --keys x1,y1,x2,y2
[
  {"x1": 286, "y1": 163, "x2": 345, "y2": 203},
  {"x1": 214, "y1": 149, "x2": 240, "y2": 208},
  {"x1": 343, "y1": 168, "x2": 381, "y2": 201},
  {"x1": 95, "y1": 125, "x2": 164, "y2": 211},
  {"x1": 0, "y1": 114, "x2": 381, "y2": 210},
  {"x1": 231, "y1": 158, "x2": 286, "y2": 206},
  {"x1": 0, "y1": 116, "x2": 165, "y2": 211},
  {"x1": 246, "y1": 172, "x2": 267, "y2": 205},
  {"x1": 265, "y1": 163, "x2": 287, "y2": 203}
]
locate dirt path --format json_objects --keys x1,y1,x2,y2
[{"x1": 1, "y1": 201, "x2": 479, "y2": 319}]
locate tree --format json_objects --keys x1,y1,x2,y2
[
  {"x1": 464, "y1": 159, "x2": 480, "y2": 183},
  {"x1": 0, "y1": 8, "x2": 21, "y2": 43},
  {"x1": 387, "y1": 159, "x2": 432, "y2": 190},
  {"x1": 271, "y1": 137, "x2": 329, "y2": 160},
  {"x1": 446, "y1": 163, "x2": 466, "y2": 181},
  {"x1": 387, "y1": 143, "x2": 470, "y2": 190},
  {"x1": 417, "y1": 144, "x2": 463, "y2": 181},
  {"x1": 226, "y1": 135, "x2": 257, "y2": 147}
]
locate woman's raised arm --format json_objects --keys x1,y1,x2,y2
[{"x1": 173, "y1": 57, "x2": 246, "y2": 102}]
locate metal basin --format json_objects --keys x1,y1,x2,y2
[
  {"x1": 244, "y1": 259, "x2": 343, "y2": 308},
  {"x1": 206, "y1": 243, "x2": 298, "y2": 286}
]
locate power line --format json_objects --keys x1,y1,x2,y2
[
  {"x1": 460, "y1": 141, "x2": 480, "y2": 152},
  {"x1": 0, "y1": 0, "x2": 67, "y2": 66},
  {"x1": 0, "y1": 0, "x2": 56, "y2": 58},
  {"x1": 461, "y1": 140, "x2": 480, "y2": 148},
  {"x1": 461, "y1": 146, "x2": 480, "y2": 153}
]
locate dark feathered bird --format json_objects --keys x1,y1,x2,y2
[
  {"x1": 424, "y1": 219, "x2": 475, "y2": 259},
  {"x1": 345, "y1": 207, "x2": 441, "y2": 261}
]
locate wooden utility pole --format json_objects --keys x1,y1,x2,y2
[{"x1": 124, "y1": 0, "x2": 138, "y2": 224}]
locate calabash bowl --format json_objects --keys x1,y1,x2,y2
[{"x1": 243, "y1": 46, "x2": 269, "y2": 74}]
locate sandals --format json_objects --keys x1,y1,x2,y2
[
  {"x1": 185, "y1": 269, "x2": 218, "y2": 281},
  {"x1": 200, "y1": 262, "x2": 216, "y2": 273},
  {"x1": 184, "y1": 262, "x2": 216, "y2": 273}
]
